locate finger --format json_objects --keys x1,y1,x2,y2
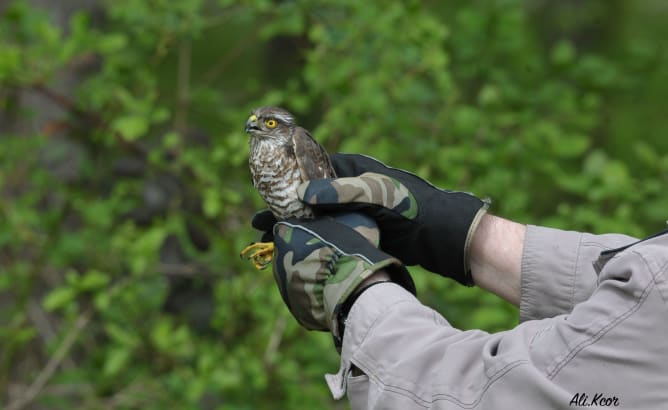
[
  {"x1": 251, "y1": 209, "x2": 277, "y2": 231},
  {"x1": 297, "y1": 173, "x2": 418, "y2": 219},
  {"x1": 331, "y1": 212, "x2": 380, "y2": 246},
  {"x1": 330, "y1": 153, "x2": 388, "y2": 177}
]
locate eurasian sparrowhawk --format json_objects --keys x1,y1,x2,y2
[{"x1": 240, "y1": 106, "x2": 336, "y2": 268}]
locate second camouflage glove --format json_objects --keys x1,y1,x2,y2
[{"x1": 272, "y1": 212, "x2": 415, "y2": 345}]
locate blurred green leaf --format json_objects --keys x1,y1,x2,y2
[
  {"x1": 103, "y1": 346, "x2": 132, "y2": 377},
  {"x1": 112, "y1": 115, "x2": 149, "y2": 141},
  {"x1": 77, "y1": 270, "x2": 110, "y2": 291},
  {"x1": 551, "y1": 40, "x2": 576, "y2": 65},
  {"x1": 43, "y1": 287, "x2": 76, "y2": 312}
]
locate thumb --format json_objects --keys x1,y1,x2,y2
[{"x1": 298, "y1": 173, "x2": 418, "y2": 219}]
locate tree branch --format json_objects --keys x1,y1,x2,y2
[
  {"x1": 29, "y1": 83, "x2": 147, "y2": 156},
  {"x1": 263, "y1": 314, "x2": 288, "y2": 367},
  {"x1": 6, "y1": 308, "x2": 93, "y2": 410}
]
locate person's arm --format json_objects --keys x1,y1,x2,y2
[
  {"x1": 334, "y1": 229, "x2": 668, "y2": 408},
  {"x1": 467, "y1": 214, "x2": 639, "y2": 321},
  {"x1": 356, "y1": 214, "x2": 639, "y2": 321},
  {"x1": 297, "y1": 153, "x2": 642, "y2": 318}
]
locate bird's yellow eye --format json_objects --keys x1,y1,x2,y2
[{"x1": 265, "y1": 119, "x2": 277, "y2": 129}]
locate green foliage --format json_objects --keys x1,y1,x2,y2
[{"x1": 1, "y1": 0, "x2": 667, "y2": 409}]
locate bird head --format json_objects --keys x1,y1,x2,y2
[{"x1": 245, "y1": 106, "x2": 296, "y2": 142}]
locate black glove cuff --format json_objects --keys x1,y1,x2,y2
[{"x1": 433, "y1": 193, "x2": 489, "y2": 285}]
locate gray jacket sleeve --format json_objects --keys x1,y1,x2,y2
[
  {"x1": 327, "y1": 225, "x2": 668, "y2": 409},
  {"x1": 520, "y1": 225, "x2": 637, "y2": 322}
]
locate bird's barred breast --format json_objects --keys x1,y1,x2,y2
[{"x1": 250, "y1": 141, "x2": 313, "y2": 219}]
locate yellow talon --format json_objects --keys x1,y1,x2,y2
[{"x1": 240, "y1": 241, "x2": 275, "y2": 270}]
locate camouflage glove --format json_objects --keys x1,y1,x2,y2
[
  {"x1": 272, "y1": 212, "x2": 415, "y2": 344},
  {"x1": 297, "y1": 153, "x2": 490, "y2": 286}
]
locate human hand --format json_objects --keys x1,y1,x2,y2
[
  {"x1": 297, "y1": 153, "x2": 489, "y2": 285},
  {"x1": 271, "y1": 212, "x2": 415, "y2": 343}
]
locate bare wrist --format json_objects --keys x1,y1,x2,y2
[{"x1": 470, "y1": 214, "x2": 525, "y2": 305}]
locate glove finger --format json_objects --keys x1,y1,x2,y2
[
  {"x1": 298, "y1": 173, "x2": 418, "y2": 219},
  {"x1": 330, "y1": 153, "x2": 389, "y2": 177},
  {"x1": 277, "y1": 216, "x2": 416, "y2": 298},
  {"x1": 333, "y1": 153, "x2": 445, "y2": 194},
  {"x1": 329, "y1": 212, "x2": 380, "y2": 246},
  {"x1": 273, "y1": 221, "x2": 329, "y2": 331},
  {"x1": 260, "y1": 230, "x2": 274, "y2": 242},
  {"x1": 251, "y1": 209, "x2": 277, "y2": 231}
]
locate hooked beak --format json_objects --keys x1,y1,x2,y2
[{"x1": 245, "y1": 114, "x2": 259, "y2": 133}]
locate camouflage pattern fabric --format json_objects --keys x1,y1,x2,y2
[
  {"x1": 272, "y1": 213, "x2": 413, "y2": 338},
  {"x1": 297, "y1": 172, "x2": 418, "y2": 219}
]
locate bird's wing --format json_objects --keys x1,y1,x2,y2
[{"x1": 292, "y1": 126, "x2": 336, "y2": 181}]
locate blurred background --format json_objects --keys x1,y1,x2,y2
[{"x1": 1, "y1": 0, "x2": 667, "y2": 408}]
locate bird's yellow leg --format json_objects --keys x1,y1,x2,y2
[{"x1": 240, "y1": 241, "x2": 275, "y2": 270}]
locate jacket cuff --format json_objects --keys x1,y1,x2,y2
[
  {"x1": 325, "y1": 282, "x2": 417, "y2": 399},
  {"x1": 520, "y1": 225, "x2": 639, "y2": 322},
  {"x1": 520, "y1": 225, "x2": 584, "y2": 322}
]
